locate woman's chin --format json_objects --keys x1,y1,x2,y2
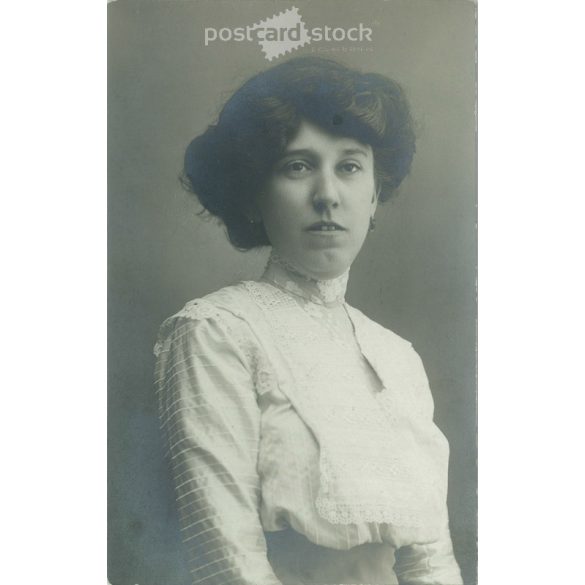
[
  {"x1": 310, "y1": 265, "x2": 348, "y2": 280},
  {"x1": 295, "y1": 250, "x2": 353, "y2": 280}
]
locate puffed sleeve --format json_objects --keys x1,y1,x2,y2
[
  {"x1": 154, "y1": 304, "x2": 282, "y2": 585},
  {"x1": 394, "y1": 523, "x2": 463, "y2": 585}
]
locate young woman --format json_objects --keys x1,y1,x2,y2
[{"x1": 154, "y1": 56, "x2": 463, "y2": 585}]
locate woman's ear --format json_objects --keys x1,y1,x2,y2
[{"x1": 245, "y1": 197, "x2": 263, "y2": 224}]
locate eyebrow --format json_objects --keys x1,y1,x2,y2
[{"x1": 280, "y1": 147, "x2": 371, "y2": 159}]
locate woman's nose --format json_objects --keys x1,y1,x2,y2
[{"x1": 312, "y1": 171, "x2": 340, "y2": 210}]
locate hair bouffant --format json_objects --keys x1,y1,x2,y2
[{"x1": 183, "y1": 56, "x2": 416, "y2": 250}]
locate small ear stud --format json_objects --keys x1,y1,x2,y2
[{"x1": 369, "y1": 217, "x2": 376, "y2": 231}]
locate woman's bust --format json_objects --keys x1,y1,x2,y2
[{"x1": 155, "y1": 56, "x2": 463, "y2": 585}]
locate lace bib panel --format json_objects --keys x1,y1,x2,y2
[{"x1": 243, "y1": 280, "x2": 450, "y2": 541}]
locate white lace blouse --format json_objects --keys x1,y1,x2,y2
[{"x1": 154, "y1": 254, "x2": 463, "y2": 585}]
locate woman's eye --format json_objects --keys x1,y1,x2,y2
[
  {"x1": 339, "y1": 162, "x2": 362, "y2": 174},
  {"x1": 285, "y1": 161, "x2": 311, "y2": 173},
  {"x1": 278, "y1": 160, "x2": 312, "y2": 177}
]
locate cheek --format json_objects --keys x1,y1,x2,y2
[
  {"x1": 259, "y1": 198, "x2": 300, "y2": 247},
  {"x1": 354, "y1": 215, "x2": 371, "y2": 245},
  {"x1": 350, "y1": 194, "x2": 375, "y2": 242},
  {"x1": 354, "y1": 189, "x2": 376, "y2": 221},
  {"x1": 260, "y1": 184, "x2": 303, "y2": 223},
  {"x1": 263, "y1": 197, "x2": 295, "y2": 228}
]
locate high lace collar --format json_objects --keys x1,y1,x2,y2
[{"x1": 261, "y1": 252, "x2": 349, "y2": 308}]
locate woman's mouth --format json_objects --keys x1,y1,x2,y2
[{"x1": 307, "y1": 221, "x2": 346, "y2": 232}]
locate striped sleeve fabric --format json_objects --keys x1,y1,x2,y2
[{"x1": 154, "y1": 310, "x2": 282, "y2": 585}]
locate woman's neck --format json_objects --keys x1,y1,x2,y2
[{"x1": 261, "y1": 251, "x2": 349, "y2": 307}]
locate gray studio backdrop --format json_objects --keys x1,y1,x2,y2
[{"x1": 108, "y1": 1, "x2": 477, "y2": 583}]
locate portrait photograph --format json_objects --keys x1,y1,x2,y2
[
  {"x1": 108, "y1": 1, "x2": 477, "y2": 584},
  {"x1": 5, "y1": 2, "x2": 585, "y2": 585}
]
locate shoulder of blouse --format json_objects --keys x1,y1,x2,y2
[
  {"x1": 344, "y1": 303, "x2": 431, "y2": 383},
  {"x1": 153, "y1": 282, "x2": 261, "y2": 358},
  {"x1": 345, "y1": 303, "x2": 414, "y2": 350}
]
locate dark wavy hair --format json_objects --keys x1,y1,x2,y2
[{"x1": 182, "y1": 56, "x2": 416, "y2": 250}]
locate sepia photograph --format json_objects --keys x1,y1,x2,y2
[
  {"x1": 108, "y1": 1, "x2": 477, "y2": 584},
  {"x1": 6, "y1": 2, "x2": 585, "y2": 585}
]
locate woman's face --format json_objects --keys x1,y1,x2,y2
[{"x1": 256, "y1": 119, "x2": 378, "y2": 280}]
